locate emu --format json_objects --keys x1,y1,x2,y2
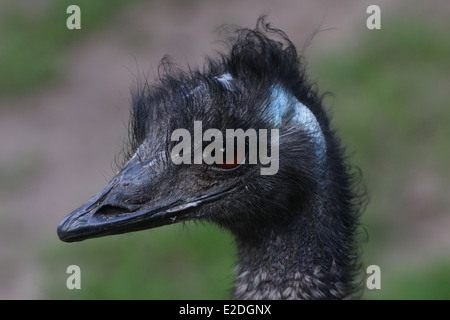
[{"x1": 58, "y1": 19, "x2": 363, "y2": 299}]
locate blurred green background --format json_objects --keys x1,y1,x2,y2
[{"x1": 0, "y1": 0, "x2": 449, "y2": 299}]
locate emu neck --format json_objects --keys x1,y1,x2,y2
[{"x1": 232, "y1": 201, "x2": 350, "y2": 300}]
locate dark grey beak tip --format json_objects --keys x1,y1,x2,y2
[
  {"x1": 57, "y1": 213, "x2": 72, "y2": 241},
  {"x1": 57, "y1": 222, "x2": 68, "y2": 242},
  {"x1": 57, "y1": 211, "x2": 88, "y2": 242},
  {"x1": 56, "y1": 202, "x2": 109, "y2": 242}
]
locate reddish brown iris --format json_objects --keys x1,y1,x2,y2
[
  {"x1": 217, "y1": 153, "x2": 240, "y2": 169},
  {"x1": 215, "y1": 147, "x2": 243, "y2": 170}
]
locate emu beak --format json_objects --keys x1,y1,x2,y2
[{"x1": 57, "y1": 155, "x2": 237, "y2": 242}]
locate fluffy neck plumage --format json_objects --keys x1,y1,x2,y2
[
  {"x1": 231, "y1": 169, "x2": 358, "y2": 300},
  {"x1": 232, "y1": 218, "x2": 349, "y2": 299}
]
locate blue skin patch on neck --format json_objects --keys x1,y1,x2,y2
[{"x1": 268, "y1": 86, "x2": 326, "y2": 161}]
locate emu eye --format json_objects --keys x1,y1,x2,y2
[{"x1": 215, "y1": 147, "x2": 245, "y2": 171}]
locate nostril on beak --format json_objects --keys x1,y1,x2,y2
[{"x1": 94, "y1": 205, "x2": 133, "y2": 218}]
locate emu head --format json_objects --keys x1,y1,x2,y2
[{"x1": 58, "y1": 22, "x2": 329, "y2": 242}]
